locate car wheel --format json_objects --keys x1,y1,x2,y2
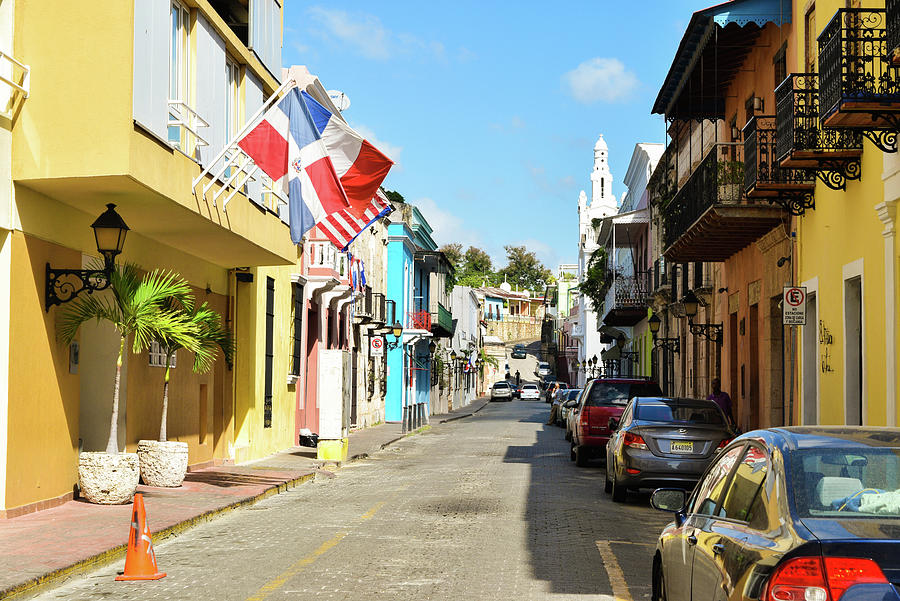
[
  {"x1": 565, "y1": 429, "x2": 571, "y2": 442},
  {"x1": 604, "y1": 468, "x2": 613, "y2": 493},
  {"x1": 569, "y1": 443, "x2": 576, "y2": 461},
  {"x1": 611, "y1": 467, "x2": 626, "y2": 503},
  {"x1": 575, "y1": 445, "x2": 588, "y2": 467},
  {"x1": 653, "y1": 557, "x2": 667, "y2": 601}
]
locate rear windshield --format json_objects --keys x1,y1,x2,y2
[
  {"x1": 567, "y1": 389, "x2": 583, "y2": 401},
  {"x1": 522, "y1": 385, "x2": 538, "y2": 390},
  {"x1": 558, "y1": 383, "x2": 568, "y2": 389},
  {"x1": 585, "y1": 382, "x2": 662, "y2": 407},
  {"x1": 791, "y1": 448, "x2": 900, "y2": 518},
  {"x1": 636, "y1": 402, "x2": 724, "y2": 425},
  {"x1": 539, "y1": 362, "x2": 550, "y2": 368},
  {"x1": 493, "y1": 382, "x2": 510, "y2": 389}
]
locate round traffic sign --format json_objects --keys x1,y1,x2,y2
[
  {"x1": 371, "y1": 337, "x2": 384, "y2": 349},
  {"x1": 784, "y1": 287, "x2": 805, "y2": 307}
]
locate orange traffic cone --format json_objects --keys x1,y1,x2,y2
[{"x1": 116, "y1": 493, "x2": 166, "y2": 581}]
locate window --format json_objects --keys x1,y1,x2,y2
[
  {"x1": 264, "y1": 276, "x2": 275, "y2": 428},
  {"x1": 805, "y1": 6, "x2": 817, "y2": 74},
  {"x1": 774, "y1": 42, "x2": 787, "y2": 89},
  {"x1": 168, "y1": 1, "x2": 191, "y2": 148},
  {"x1": 690, "y1": 445, "x2": 744, "y2": 516},
  {"x1": 291, "y1": 282, "x2": 304, "y2": 377},
  {"x1": 225, "y1": 58, "x2": 241, "y2": 144},
  {"x1": 720, "y1": 446, "x2": 770, "y2": 529},
  {"x1": 149, "y1": 340, "x2": 177, "y2": 369}
]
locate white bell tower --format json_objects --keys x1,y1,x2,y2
[{"x1": 589, "y1": 134, "x2": 617, "y2": 217}]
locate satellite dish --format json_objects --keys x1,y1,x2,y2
[{"x1": 327, "y1": 90, "x2": 351, "y2": 112}]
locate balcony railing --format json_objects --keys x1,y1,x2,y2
[
  {"x1": 408, "y1": 310, "x2": 431, "y2": 331},
  {"x1": 372, "y1": 293, "x2": 386, "y2": 324},
  {"x1": 167, "y1": 99, "x2": 210, "y2": 150},
  {"x1": 601, "y1": 271, "x2": 651, "y2": 327},
  {"x1": 662, "y1": 143, "x2": 745, "y2": 250},
  {"x1": 353, "y1": 287, "x2": 373, "y2": 321},
  {"x1": 819, "y1": 8, "x2": 900, "y2": 146},
  {"x1": 775, "y1": 73, "x2": 862, "y2": 191},
  {"x1": 743, "y1": 116, "x2": 816, "y2": 215},
  {"x1": 0, "y1": 49, "x2": 29, "y2": 120},
  {"x1": 431, "y1": 302, "x2": 453, "y2": 338},
  {"x1": 652, "y1": 257, "x2": 669, "y2": 293}
]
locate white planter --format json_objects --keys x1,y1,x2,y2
[
  {"x1": 77, "y1": 452, "x2": 140, "y2": 504},
  {"x1": 137, "y1": 440, "x2": 189, "y2": 487}
]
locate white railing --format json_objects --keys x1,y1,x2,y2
[
  {"x1": 306, "y1": 241, "x2": 347, "y2": 276},
  {"x1": 0, "y1": 49, "x2": 30, "y2": 119},
  {"x1": 167, "y1": 100, "x2": 210, "y2": 149}
]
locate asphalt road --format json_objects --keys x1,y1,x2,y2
[{"x1": 33, "y1": 400, "x2": 672, "y2": 601}]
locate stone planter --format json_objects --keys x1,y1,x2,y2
[
  {"x1": 137, "y1": 440, "x2": 189, "y2": 487},
  {"x1": 77, "y1": 452, "x2": 140, "y2": 504}
]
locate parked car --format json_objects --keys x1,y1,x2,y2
[
  {"x1": 570, "y1": 377, "x2": 662, "y2": 466},
  {"x1": 651, "y1": 427, "x2": 900, "y2": 601},
  {"x1": 535, "y1": 361, "x2": 551, "y2": 377},
  {"x1": 562, "y1": 389, "x2": 584, "y2": 437},
  {"x1": 558, "y1": 388, "x2": 583, "y2": 429},
  {"x1": 511, "y1": 345, "x2": 527, "y2": 359},
  {"x1": 490, "y1": 381, "x2": 513, "y2": 401},
  {"x1": 519, "y1": 384, "x2": 540, "y2": 401},
  {"x1": 540, "y1": 375, "x2": 557, "y2": 396},
  {"x1": 604, "y1": 397, "x2": 733, "y2": 502}
]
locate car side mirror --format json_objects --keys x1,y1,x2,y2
[
  {"x1": 650, "y1": 488, "x2": 688, "y2": 514},
  {"x1": 608, "y1": 417, "x2": 619, "y2": 431}
]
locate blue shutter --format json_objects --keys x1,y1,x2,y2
[
  {"x1": 195, "y1": 15, "x2": 226, "y2": 168},
  {"x1": 132, "y1": 0, "x2": 169, "y2": 140},
  {"x1": 250, "y1": 0, "x2": 283, "y2": 79},
  {"x1": 244, "y1": 72, "x2": 265, "y2": 210}
]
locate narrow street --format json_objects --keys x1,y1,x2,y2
[{"x1": 32, "y1": 400, "x2": 670, "y2": 601}]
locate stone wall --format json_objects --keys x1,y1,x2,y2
[{"x1": 486, "y1": 319, "x2": 541, "y2": 343}]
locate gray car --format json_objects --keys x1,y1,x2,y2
[
  {"x1": 490, "y1": 381, "x2": 513, "y2": 401},
  {"x1": 605, "y1": 397, "x2": 735, "y2": 502}
]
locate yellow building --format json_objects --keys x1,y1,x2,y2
[
  {"x1": 0, "y1": 0, "x2": 305, "y2": 517},
  {"x1": 788, "y1": 0, "x2": 900, "y2": 427}
]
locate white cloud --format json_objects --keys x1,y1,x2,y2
[
  {"x1": 308, "y1": 7, "x2": 392, "y2": 60},
  {"x1": 354, "y1": 124, "x2": 403, "y2": 166},
  {"x1": 517, "y1": 239, "x2": 561, "y2": 271},
  {"x1": 413, "y1": 197, "x2": 481, "y2": 248},
  {"x1": 562, "y1": 57, "x2": 639, "y2": 104}
]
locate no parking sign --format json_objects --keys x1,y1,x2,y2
[
  {"x1": 783, "y1": 286, "x2": 807, "y2": 326},
  {"x1": 370, "y1": 336, "x2": 384, "y2": 356}
]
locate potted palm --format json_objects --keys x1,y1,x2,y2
[
  {"x1": 59, "y1": 263, "x2": 199, "y2": 504},
  {"x1": 138, "y1": 302, "x2": 233, "y2": 487}
]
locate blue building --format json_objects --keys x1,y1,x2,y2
[{"x1": 384, "y1": 204, "x2": 452, "y2": 427}]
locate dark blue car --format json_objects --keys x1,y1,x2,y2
[{"x1": 650, "y1": 427, "x2": 900, "y2": 601}]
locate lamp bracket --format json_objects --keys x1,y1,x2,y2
[
  {"x1": 45, "y1": 262, "x2": 112, "y2": 312},
  {"x1": 688, "y1": 319, "x2": 724, "y2": 344},
  {"x1": 652, "y1": 337, "x2": 680, "y2": 354}
]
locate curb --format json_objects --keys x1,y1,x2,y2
[
  {"x1": 1, "y1": 471, "x2": 317, "y2": 601},
  {"x1": 438, "y1": 399, "x2": 491, "y2": 424}
]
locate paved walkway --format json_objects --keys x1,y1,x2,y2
[{"x1": 0, "y1": 398, "x2": 490, "y2": 600}]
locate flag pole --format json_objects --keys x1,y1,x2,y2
[{"x1": 191, "y1": 76, "x2": 297, "y2": 190}]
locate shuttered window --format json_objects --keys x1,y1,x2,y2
[
  {"x1": 195, "y1": 14, "x2": 226, "y2": 167},
  {"x1": 291, "y1": 283, "x2": 304, "y2": 376},
  {"x1": 249, "y1": 0, "x2": 282, "y2": 79},
  {"x1": 132, "y1": 0, "x2": 170, "y2": 140},
  {"x1": 264, "y1": 276, "x2": 275, "y2": 428}
]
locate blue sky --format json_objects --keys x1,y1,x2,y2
[{"x1": 284, "y1": 1, "x2": 703, "y2": 269}]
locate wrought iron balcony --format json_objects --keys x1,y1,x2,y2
[
  {"x1": 430, "y1": 302, "x2": 454, "y2": 338},
  {"x1": 371, "y1": 292, "x2": 386, "y2": 325},
  {"x1": 601, "y1": 271, "x2": 650, "y2": 327},
  {"x1": 819, "y1": 8, "x2": 900, "y2": 150},
  {"x1": 407, "y1": 310, "x2": 432, "y2": 331},
  {"x1": 661, "y1": 143, "x2": 785, "y2": 263},
  {"x1": 353, "y1": 286, "x2": 373, "y2": 322},
  {"x1": 743, "y1": 116, "x2": 816, "y2": 216},
  {"x1": 775, "y1": 73, "x2": 863, "y2": 191}
]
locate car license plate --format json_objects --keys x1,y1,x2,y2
[{"x1": 670, "y1": 441, "x2": 693, "y2": 453}]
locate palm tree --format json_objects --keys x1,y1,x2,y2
[
  {"x1": 59, "y1": 263, "x2": 200, "y2": 454},
  {"x1": 155, "y1": 302, "x2": 234, "y2": 442}
]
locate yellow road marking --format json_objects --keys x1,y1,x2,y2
[
  {"x1": 246, "y1": 499, "x2": 387, "y2": 601},
  {"x1": 596, "y1": 540, "x2": 634, "y2": 601}
]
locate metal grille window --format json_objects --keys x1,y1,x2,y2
[
  {"x1": 291, "y1": 282, "x2": 303, "y2": 377},
  {"x1": 264, "y1": 276, "x2": 275, "y2": 428},
  {"x1": 148, "y1": 340, "x2": 176, "y2": 368}
]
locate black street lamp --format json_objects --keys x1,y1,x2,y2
[
  {"x1": 682, "y1": 290, "x2": 723, "y2": 344},
  {"x1": 386, "y1": 321, "x2": 403, "y2": 349},
  {"x1": 46, "y1": 203, "x2": 130, "y2": 311},
  {"x1": 648, "y1": 313, "x2": 680, "y2": 353}
]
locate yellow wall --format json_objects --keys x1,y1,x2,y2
[
  {"x1": 6, "y1": 232, "x2": 80, "y2": 509},
  {"x1": 233, "y1": 265, "x2": 297, "y2": 463}
]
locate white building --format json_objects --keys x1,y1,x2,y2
[{"x1": 572, "y1": 134, "x2": 618, "y2": 385}]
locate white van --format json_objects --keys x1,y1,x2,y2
[{"x1": 536, "y1": 361, "x2": 551, "y2": 377}]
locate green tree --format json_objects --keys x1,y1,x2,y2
[
  {"x1": 59, "y1": 264, "x2": 201, "y2": 454},
  {"x1": 155, "y1": 302, "x2": 234, "y2": 442},
  {"x1": 382, "y1": 189, "x2": 406, "y2": 204},
  {"x1": 465, "y1": 246, "x2": 493, "y2": 274},
  {"x1": 498, "y1": 245, "x2": 555, "y2": 292},
  {"x1": 439, "y1": 243, "x2": 463, "y2": 270},
  {"x1": 576, "y1": 248, "x2": 610, "y2": 309}
]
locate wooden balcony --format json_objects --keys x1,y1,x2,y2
[
  {"x1": 430, "y1": 302, "x2": 454, "y2": 338},
  {"x1": 743, "y1": 116, "x2": 816, "y2": 215},
  {"x1": 775, "y1": 73, "x2": 863, "y2": 191},
  {"x1": 661, "y1": 143, "x2": 786, "y2": 263},
  {"x1": 819, "y1": 8, "x2": 900, "y2": 149}
]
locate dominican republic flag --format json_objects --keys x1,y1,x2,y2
[
  {"x1": 237, "y1": 88, "x2": 349, "y2": 244},
  {"x1": 464, "y1": 351, "x2": 476, "y2": 373}
]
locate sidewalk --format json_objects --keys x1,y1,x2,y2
[{"x1": 0, "y1": 397, "x2": 491, "y2": 600}]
